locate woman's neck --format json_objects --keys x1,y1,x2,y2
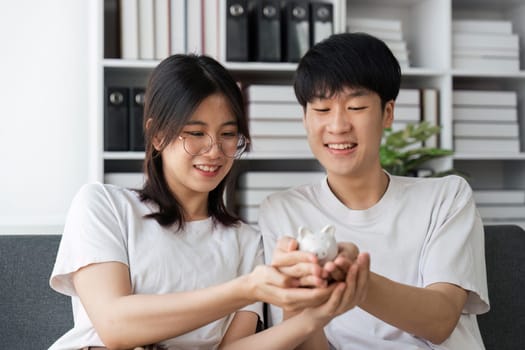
[{"x1": 173, "y1": 189, "x2": 209, "y2": 221}]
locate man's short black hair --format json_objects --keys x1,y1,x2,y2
[{"x1": 294, "y1": 32, "x2": 401, "y2": 108}]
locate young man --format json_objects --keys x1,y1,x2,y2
[{"x1": 259, "y1": 33, "x2": 489, "y2": 349}]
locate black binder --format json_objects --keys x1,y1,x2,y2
[
  {"x1": 249, "y1": 0, "x2": 281, "y2": 62},
  {"x1": 129, "y1": 87, "x2": 146, "y2": 151},
  {"x1": 103, "y1": 0, "x2": 121, "y2": 58},
  {"x1": 226, "y1": 0, "x2": 249, "y2": 61},
  {"x1": 310, "y1": 2, "x2": 333, "y2": 46},
  {"x1": 104, "y1": 87, "x2": 129, "y2": 151},
  {"x1": 282, "y1": 1, "x2": 310, "y2": 62}
]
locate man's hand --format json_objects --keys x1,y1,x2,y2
[
  {"x1": 323, "y1": 242, "x2": 360, "y2": 282},
  {"x1": 271, "y1": 236, "x2": 328, "y2": 288}
]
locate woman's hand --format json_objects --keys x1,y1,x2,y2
[
  {"x1": 300, "y1": 252, "x2": 371, "y2": 327},
  {"x1": 272, "y1": 237, "x2": 361, "y2": 285},
  {"x1": 249, "y1": 237, "x2": 367, "y2": 314},
  {"x1": 246, "y1": 264, "x2": 332, "y2": 313}
]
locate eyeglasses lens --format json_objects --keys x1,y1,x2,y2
[{"x1": 183, "y1": 133, "x2": 246, "y2": 158}]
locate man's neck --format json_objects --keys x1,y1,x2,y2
[{"x1": 327, "y1": 170, "x2": 390, "y2": 210}]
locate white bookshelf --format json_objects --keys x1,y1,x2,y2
[{"x1": 98, "y1": 0, "x2": 525, "y2": 227}]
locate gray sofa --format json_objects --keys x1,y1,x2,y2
[
  {"x1": 0, "y1": 234, "x2": 73, "y2": 349},
  {"x1": 477, "y1": 225, "x2": 525, "y2": 349},
  {"x1": 0, "y1": 225, "x2": 523, "y2": 349}
]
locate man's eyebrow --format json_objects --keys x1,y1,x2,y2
[
  {"x1": 344, "y1": 89, "x2": 371, "y2": 98},
  {"x1": 311, "y1": 88, "x2": 370, "y2": 100}
]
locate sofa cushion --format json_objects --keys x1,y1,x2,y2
[
  {"x1": 477, "y1": 225, "x2": 525, "y2": 349},
  {"x1": 0, "y1": 234, "x2": 73, "y2": 348}
]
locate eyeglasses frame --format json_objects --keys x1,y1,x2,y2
[{"x1": 177, "y1": 132, "x2": 249, "y2": 159}]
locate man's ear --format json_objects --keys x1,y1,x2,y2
[
  {"x1": 382, "y1": 100, "x2": 394, "y2": 128},
  {"x1": 302, "y1": 107, "x2": 308, "y2": 131}
]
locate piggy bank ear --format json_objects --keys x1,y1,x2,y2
[
  {"x1": 297, "y1": 226, "x2": 312, "y2": 241},
  {"x1": 321, "y1": 224, "x2": 336, "y2": 238}
]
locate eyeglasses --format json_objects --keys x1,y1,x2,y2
[{"x1": 178, "y1": 132, "x2": 248, "y2": 158}]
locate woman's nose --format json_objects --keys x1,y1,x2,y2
[{"x1": 205, "y1": 139, "x2": 223, "y2": 157}]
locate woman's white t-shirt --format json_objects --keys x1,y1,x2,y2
[
  {"x1": 49, "y1": 183, "x2": 263, "y2": 350},
  {"x1": 259, "y1": 174, "x2": 489, "y2": 350}
]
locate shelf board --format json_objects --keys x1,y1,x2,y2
[
  {"x1": 104, "y1": 152, "x2": 145, "y2": 160},
  {"x1": 453, "y1": 0, "x2": 525, "y2": 9},
  {"x1": 103, "y1": 59, "x2": 298, "y2": 72},
  {"x1": 402, "y1": 67, "x2": 446, "y2": 77},
  {"x1": 348, "y1": 0, "x2": 421, "y2": 6},
  {"x1": 104, "y1": 150, "x2": 525, "y2": 162},
  {"x1": 105, "y1": 152, "x2": 525, "y2": 161},
  {"x1": 454, "y1": 153, "x2": 525, "y2": 160},
  {"x1": 451, "y1": 70, "x2": 525, "y2": 79},
  {"x1": 242, "y1": 152, "x2": 315, "y2": 160},
  {"x1": 104, "y1": 58, "x2": 447, "y2": 78},
  {"x1": 103, "y1": 152, "x2": 316, "y2": 161},
  {"x1": 224, "y1": 61, "x2": 298, "y2": 72},
  {"x1": 103, "y1": 58, "x2": 159, "y2": 69}
]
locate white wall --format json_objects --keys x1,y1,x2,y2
[{"x1": 0, "y1": 0, "x2": 98, "y2": 233}]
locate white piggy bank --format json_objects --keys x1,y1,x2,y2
[{"x1": 297, "y1": 224, "x2": 338, "y2": 265}]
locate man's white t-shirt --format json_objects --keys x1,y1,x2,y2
[
  {"x1": 259, "y1": 174, "x2": 489, "y2": 350},
  {"x1": 49, "y1": 183, "x2": 263, "y2": 350}
]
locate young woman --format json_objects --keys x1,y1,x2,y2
[{"x1": 49, "y1": 54, "x2": 361, "y2": 350}]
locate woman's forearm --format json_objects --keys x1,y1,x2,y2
[
  {"x1": 220, "y1": 311, "x2": 329, "y2": 350},
  {"x1": 75, "y1": 263, "x2": 255, "y2": 349}
]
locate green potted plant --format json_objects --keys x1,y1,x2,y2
[{"x1": 380, "y1": 121, "x2": 455, "y2": 177}]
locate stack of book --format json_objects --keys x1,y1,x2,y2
[
  {"x1": 110, "y1": 0, "x2": 219, "y2": 60},
  {"x1": 452, "y1": 19, "x2": 520, "y2": 72},
  {"x1": 245, "y1": 85, "x2": 440, "y2": 156},
  {"x1": 389, "y1": 88, "x2": 440, "y2": 148},
  {"x1": 245, "y1": 84, "x2": 311, "y2": 157},
  {"x1": 453, "y1": 90, "x2": 520, "y2": 154},
  {"x1": 109, "y1": 0, "x2": 336, "y2": 63},
  {"x1": 346, "y1": 17, "x2": 410, "y2": 68},
  {"x1": 236, "y1": 171, "x2": 326, "y2": 225},
  {"x1": 474, "y1": 189, "x2": 525, "y2": 229},
  {"x1": 392, "y1": 88, "x2": 421, "y2": 131},
  {"x1": 104, "y1": 173, "x2": 145, "y2": 189}
]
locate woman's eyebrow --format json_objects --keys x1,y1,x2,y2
[
  {"x1": 185, "y1": 120, "x2": 206, "y2": 126},
  {"x1": 185, "y1": 120, "x2": 237, "y2": 127}
]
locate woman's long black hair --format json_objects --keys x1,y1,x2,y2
[{"x1": 139, "y1": 54, "x2": 250, "y2": 230}]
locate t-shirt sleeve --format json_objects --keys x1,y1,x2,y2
[
  {"x1": 258, "y1": 196, "x2": 283, "y2": 266},
  {"x1": 420, "y1": 176, "x2": 489, "y2": 314},
  {"x1": 237, "y1": 224, "x2": 264, "y2": 321},
  {"x1": 49, "y1": 183, "x2": 129, "y2": 296},
  {"x1": 257, "y1": 196, "x2": 284, "y2": 326}
]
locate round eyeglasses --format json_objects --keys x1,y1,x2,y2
[{"x1": 178, "y1": 132, "x2": 248, "y2": 158}]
